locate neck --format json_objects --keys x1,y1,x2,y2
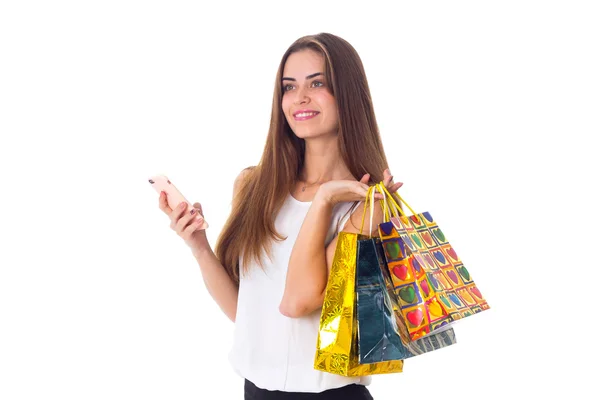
[{"x1": 299, "y1": 136, "x2": 353, "y2": 182}]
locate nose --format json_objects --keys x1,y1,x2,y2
[{"x1": 293, "y1": 86, "x2": 309, "y2": 105}]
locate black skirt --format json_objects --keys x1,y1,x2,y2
[{"x1": 244, "y1": 379, "x2": 374, "y2": 400}]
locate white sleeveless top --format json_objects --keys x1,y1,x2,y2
[{"x1": 228, "y1": 193, "x2": 371, "y2": 392}]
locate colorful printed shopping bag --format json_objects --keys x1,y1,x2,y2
[
  {"x1": 376, "y1": 184, "x2": 490, "y2": 341},
  {"x1": 355, "y1": 186, "x2": 457, "y2": 363},
  {"x1": 314, "y1": 187, "x2": 403, "y2": 376},
  {"x1": 356, "y1": 236, "x2": 457, "y2": 363}
]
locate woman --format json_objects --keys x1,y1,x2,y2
[{"x1": 158, "y1": 33, "x2": 403, "y2": 399}]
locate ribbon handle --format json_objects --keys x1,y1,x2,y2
[
  {"x1": 359, "y1": 186, "x2": 376, "y2": 237},
  {"x1": 376, "y1": 183, "x2": 402, "y2": 222},
  {"x1": 377, "y1": 183, "x2": 418, "y2": 217},
  {"x1": 360, "y1": 182, "x2": 417, "y2": 235}
]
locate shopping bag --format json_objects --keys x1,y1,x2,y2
[
  {"x1": 355, "y1": 186, "x2": 457, "y2": 364},
  {"x1": 314, "y1": 187, "x2": 403, "y2": 376},
  {"x1": 376, "y1": 184, "x2": 490, "y2": 341},
  {"x1": 356, "y1": 237, "x2": 457, "y2": 363}
]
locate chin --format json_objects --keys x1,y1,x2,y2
[
  {"x1": 291, "y1": 127, "x2": 338, "y2": 140},
  {"x1": 293, "y1": 131, "x2": 320, "y2": 139}
]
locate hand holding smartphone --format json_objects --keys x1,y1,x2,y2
[{"x1": 149, "y1": 174, "x2": 209, "y2": 230}]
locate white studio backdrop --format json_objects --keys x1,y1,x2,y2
[{"x1": 1, "y1": 1, "x2": 598, "y2": 399}]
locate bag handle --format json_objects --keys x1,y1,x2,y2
[
  {"x1": 376, "y1": 182, "x2": 402, "y2": 222},
  {"x1": 359, "y1": 185, "x2": 380, "y2": 238},
  {"x1": 377, "y1": 183, "x2": 418, "y2": 217},
  {"x1": 360, "y1": 185, "x2": 386, "y2": 238},
  {"x1": 359, "y1": 182, "x2": 418, "y2": 235}
]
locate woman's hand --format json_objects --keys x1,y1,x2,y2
[
  {"x1": 158, "y1": 192, "x2": 210, "y2": 256},
  {"x1": 380, "y1": 168, "x2": 404, "y2": 198},
  {"x1": 315, "y1": 169, "x2": 403, "y2": 206}
]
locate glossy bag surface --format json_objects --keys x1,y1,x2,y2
[{"x1": 356, "y1": 237, "x2": 457, "y2": 363}]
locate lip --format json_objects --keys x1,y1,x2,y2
[{"x1": 293, "y1": 109, "x2": 320, "y2": 121}]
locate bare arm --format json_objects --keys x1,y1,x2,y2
[
  {"x1": 280, "y1": 171, "x2": 402, "y2": 318},
  {"x1": 160, "y1": 169, "x2": 252, "y2": 322},
  {"x1": 192, "y1": 245, "x2": 239, "y2": 323},
  {"x1": 192, "y1": 169, "x2": 253, "y2": 322},
  {"x1": 279, "y1": 182, "x2": 385, "y2": 318}
]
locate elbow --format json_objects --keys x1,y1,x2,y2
[
  {"x1": 279, "y1": 296, "x2": 312, "y2": 318},
  {"x1": 279, "y1": 291, "x2": 324, "y2": 318}
]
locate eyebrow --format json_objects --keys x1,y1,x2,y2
[{"x1": 282, "y1": 72, "x2": 324, "y2": 82}]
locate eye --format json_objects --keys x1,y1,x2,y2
[
  {"x1": 283, "y1": 84, "x2": 294, "y2": 92},
  {"x1": 311, "y1": 80, "x2": 324, "y2": 88}
]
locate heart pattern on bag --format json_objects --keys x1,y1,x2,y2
[
  {"x1": 406, "y1": 309, "x2": 424, "y2": 327},
  {"x1": 377, "y1": 206, "x2": 489, "y2": 340}
]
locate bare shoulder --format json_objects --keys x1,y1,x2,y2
[{"x1": 233, "y1": 166, "x2": 256, "y2": 197}]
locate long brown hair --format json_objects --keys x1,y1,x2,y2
[{"x1": 215, "y1": 33, "x2": 390, "y2": 284}]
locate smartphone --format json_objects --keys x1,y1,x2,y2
[{"x1": 148, "y1": 174, "x2": 209, "y2": 230}]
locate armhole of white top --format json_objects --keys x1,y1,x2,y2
[{"x1": 337, "y1": 201, "x2": 361, "y2": 234}]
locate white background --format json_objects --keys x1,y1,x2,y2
[{"x1": 1, "y1": 1, "x2": 598, "y2": 399}]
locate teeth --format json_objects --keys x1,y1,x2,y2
[{"x1": 296, "y1": 112, "x2": 317, "y2": 118}]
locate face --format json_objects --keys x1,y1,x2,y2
[{"x1": 281, "y1": 49, "x2": 339, "y2": 139}]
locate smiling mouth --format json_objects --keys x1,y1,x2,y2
[{"x1": 294, "y1": 111, "x2": 320, "y2": 121}]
